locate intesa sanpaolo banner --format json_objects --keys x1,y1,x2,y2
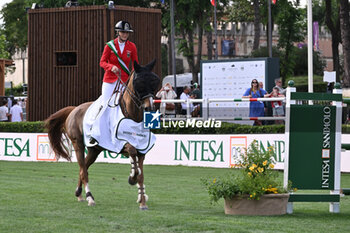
[{"x1": 1, "y1": 133, "x2": 349, "y2": 172}]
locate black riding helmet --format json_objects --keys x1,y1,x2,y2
[{"x1": 115, "y1": 21, "x2": 134, "y2": 33}]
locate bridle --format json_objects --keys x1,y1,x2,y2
[{"x1": 115, "y1": 72, "x2": 155, "y2": 118}]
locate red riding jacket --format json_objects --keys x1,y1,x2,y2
[{"x1": 100, "y1": 38, "x2": 138, "y2": 83}]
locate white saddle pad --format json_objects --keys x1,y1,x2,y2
[{"x1": 83, "y1": 93, "x2": 156, "y2": 154}]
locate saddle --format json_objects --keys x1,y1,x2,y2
[{"x1": 82, "y1": 93, "x2": 156, "y2": 154}]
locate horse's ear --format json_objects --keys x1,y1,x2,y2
[
  {"x1": 134, "y1": 61, "x2": 142, "y2": 73},
  {"x1": 145, "y1": 59, "x2": 156, "y2": 71}
]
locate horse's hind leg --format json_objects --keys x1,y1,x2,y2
[
  {"x1": 73, "y1": 140, "x2": 95, "y2": 206},
  {"x1": 75, "y1": 147, "x2": 100, "y2": 203},
  {"x1": 136, "y1": 154, "x2": 148, "y2": 210}
]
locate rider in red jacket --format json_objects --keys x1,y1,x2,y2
[
  {"x1": 99, "y1": 20, "x2": 139, "y2": 103},
  {"x1": 89, "y1": 21, "x2": 139, "y2": 146}
]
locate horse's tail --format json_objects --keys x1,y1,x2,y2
[{"x1": 45, "y1": 106, "x2": 75, "y2": 161}]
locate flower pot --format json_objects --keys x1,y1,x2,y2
[{"x1": 224, "y1": 194, "x2": 290, "y2": 216}]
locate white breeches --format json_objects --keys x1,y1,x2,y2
[
  {"x1": 101, "y1": 80, "x2": 124, "y2": 105},
  {"x1": 102, "y1": 81, "x2": 117, "y2": 104}
]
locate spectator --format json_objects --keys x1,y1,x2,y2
[
  {"x1": 156, "y1": 83, "x2": 177, "y2": 117},
  {"x1": 190, "y1": 93, "x2": 200, "y2": 117},
  {"x1": 180, "y1": 86, "x2": 199, "y2": 116},
  {"x1": 259, "y1": 82, "x2": 264, "y2": 90},
  {"x1": 9, "y1": 99, "x2": 23, "y2": 122},
  {"x1": 0, "y1": 99, "x2": 9, "y2": 122},
  {"x1": 243, "y1": 79, "x2": 267, "y2": 126},
  {"x1": 265, "y1": 87, "x2": 285, "y2": 124},
  {"x1": 191, "y1": 82, "x2": 201, "y2": 99},
  {"x1": 180, "y1": 86, "x2": 191, "y2": 115},
  {"x1": 18, "y1": 98, "x2": 22, "y2": 107},
  {"x1": 274, "y1": 78, "x2": 286, "y2": 95}
]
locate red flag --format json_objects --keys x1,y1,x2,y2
[
  {"x1": 211, "y1": 0, "x2": 215, "y2": 6},
  {"x1": 272, "y1": 0, "x2": 277, "y2": 4}
]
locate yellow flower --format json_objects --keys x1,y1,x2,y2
[
  {"x1": 249, "y1": 166, "x2": 255, "y2": 171},
  {"x1": 250, "y1": 194, "x2": 253, "y2": 198},
  {"x1": 258, "y1": 167, "x2": 264, "y2": 173},
  {"x1": 262, "y1": 160, "x2": 268, "y2": 166},
  {"x1": 252, "y1": 164, "x2": 257, "y2": 168},
  {"x1": 248, "y1": 172, "x2": 252, "y2": 177},
  {"x1": 213, "y1": 178, "x2": 216, "y2": 183},
  {"x1": 269, "y1": 164, "x2": 275, "y2": 169}
]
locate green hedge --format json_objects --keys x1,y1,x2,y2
[
  {"x1": 1, "y1": 121, "x2": 350, "y2": 134},
  {"x1": 0, "y1": 121, "x2": 46, "y2": 133}
]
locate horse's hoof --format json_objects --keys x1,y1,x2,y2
[
  {"x1": 128, "y1": 176, "x2": 137, "y2": 185},
  {"x1": 139, "y1": 205, "x2": 148, "y2": 211},
  {"x1": 77, "y1": 195, "x2": 85, "y2": 202},
  {"x1": 87, "y1": 196, "x2": 95, "y2": 206}
]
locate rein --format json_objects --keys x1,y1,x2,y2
[{"x1": 118, "y1": 73, "x2": 143, "y2": 118}]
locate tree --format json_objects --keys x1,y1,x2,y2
[
  {"x1": 324, "y1": 0, "x2": 341, "y2": 82},
  {"x1": 252, "y1": 0, "x2": 261, "y2": 51},
  {"x1": 0, "y1": 0, "x2": 29, "y2": 56},
  {"x1": 275, "y1": 0, "x2": 304, "y2": 80},
  {"x1": 0, "y1": 34, "x2": 11, "y2": 59},
  {"x1": 339, "y1": 0, "x2": 350, "y2": 87},
  {"x1": 169, "y1": 0, "x2": 229, "y2": 83},
  {"x1": 227, "y1": 0, "x2": 261, "y2": 52}
]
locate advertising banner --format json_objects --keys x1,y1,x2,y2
[{"x1": 1, "y1": 133, "x2": 349, "y2": 172}]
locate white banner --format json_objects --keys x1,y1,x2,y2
[{"x1": 0, "y1": 133, "x2": 349, "y2": 172}]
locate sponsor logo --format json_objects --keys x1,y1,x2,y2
[
  {"x1": 174, "y1": 140, "x2": 224, "y2": 162},
  {"x1": 37, "y1": 135, "x2": 55, "y2": 161},
  {"x1": 230, "y1": 136, "x2": 247, "y2": 166},
  {"x1": 229, "y1": 136, "x2": 285, "y2": 167},
  {"x1": 144, "y1": 110, "x2": 161, "y2": 129},
  {"x1": 0, "y1": 137, "x2": 30, "y2": 157},
  {"x1": 322, "y1": 106, "x2": 332, "y2": 188}
]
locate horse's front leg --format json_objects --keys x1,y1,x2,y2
[
  {"x1": 136, "y1": 154, "x2": 148, "y2": 210},
  {"x1": 124, "y1": 144, "x2": 140, "y2": 185}
]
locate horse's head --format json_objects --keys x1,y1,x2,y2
[{"x1": 133, "y1": 59, "x2": 160, "y2": 111}]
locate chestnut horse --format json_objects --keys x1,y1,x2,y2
[{"x1": 45, "y1": 60, "x2": 160, "y2": 210}]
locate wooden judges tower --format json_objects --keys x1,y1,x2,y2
[{"x1": 27, "y1": 5, "x2": 161, "y2": 121}]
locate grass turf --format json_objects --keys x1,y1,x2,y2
[{"x1": 0, "y1": 161, "x2": 349, "y2": 233}]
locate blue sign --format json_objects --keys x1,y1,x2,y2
[{"x1": 144, "y1": 110, "x2": 161, "y2": 129}]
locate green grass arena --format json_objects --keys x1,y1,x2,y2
[{"x1": 0, "y1": 161, "x2": 350, "y2": 233}]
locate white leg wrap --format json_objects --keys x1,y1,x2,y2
[
  {"x1": 87, "y1": 196, "x2": 95, "y2": 206},
  {"x1": 130, "y1": 157, "x2": 135, "y2": 177},
  {"x1": 136, "y1": 184, "x2": 148, "y2": 203},
  {"x1": 137, "y1": 194, "x2": 142, "y2": 203},
  {"x1": 130, "y1": 169, "x2": 135, "y2": 177},
  {"x1": 85, "y1": 183, "x2": 91, "y2": 193}
]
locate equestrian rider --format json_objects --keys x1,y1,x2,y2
[
  {"x1": 89, "y1": 21, "x2": 139, "y2": 145},
  {"x1": 99, "y1": 20, "x2": 139, "y2": 104}
]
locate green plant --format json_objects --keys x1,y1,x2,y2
[
  {"x1": 0, "y1": 121, "x2": 45, "y2": 133},
  {"x1": 202, "y1": 140, "x2": 291, "y2": 202}
]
